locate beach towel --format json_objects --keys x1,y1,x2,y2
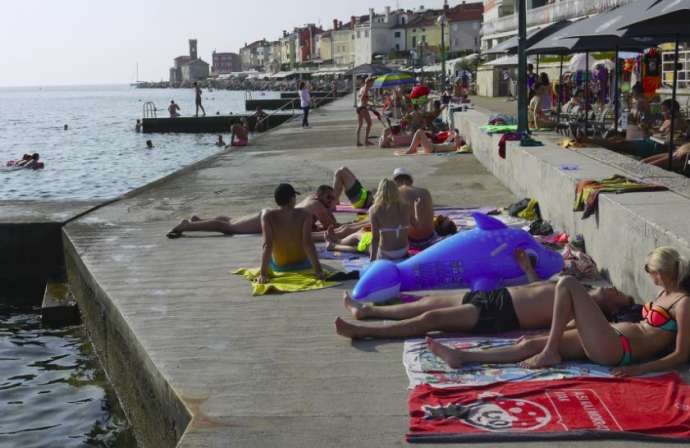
[
  {"x1": 574, "y1": 175, "x2": 668, "y2": 219},
  {"x1": 482, "y1": 124, "x2": 518, "y2": 135},
  {"x1": 408, "y1": 373, "x2": 690, "y2": 442},
  {"x1": 403, "y1": 337, "x2": 614, "y2": 389},
  {"x1": 233, "y1": 267, "x2": 342, "y2": 296},
  {"x1": 498, "y1": 132, "x2": 523, "y2": 159},
  {"x1": 335, "y1": 204, "x2": 368, "y2": 214}
]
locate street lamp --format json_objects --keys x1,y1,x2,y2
[{"x1": 437, "y1": 14, "x2": 447, "y2": 91}]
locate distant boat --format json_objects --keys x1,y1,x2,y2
[{"x1": 130, "y1": 62, "x2": 145, "y2": 87}]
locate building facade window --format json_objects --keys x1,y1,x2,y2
[
  {"x1": 357, "y1": 31, "x2": 361, "y2": 38},
  {"x1": 365, "y1": 30, "x2": 369, "y2": 38},
  {"x1": 394, "y1": 31, "x2": 401, "y2": 38},
  {"x1": 412, "y1": 36, "x2": 417, "y2": 47}
]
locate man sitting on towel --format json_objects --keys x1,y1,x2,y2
[
  {"x1": 258, "y1": 183, "x2": 324, "y2": 284},
  {"x1": 393, "y1": 168, "x2": 436, "y2": 250},
  {"x1": 335, "y1": 249, "x2": 633, "y2": 339}
]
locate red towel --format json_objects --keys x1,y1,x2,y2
[{"x1": 408, "y1": 372, "x2": 690, "y2": 442}]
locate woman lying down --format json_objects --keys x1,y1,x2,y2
[{"x1": 428, "y1": 246, "x2": 690, "y2": 377}]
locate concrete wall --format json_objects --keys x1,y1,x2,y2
[
  {"x1": 454, "y1": 108, "x2": 690, "y2": 301},
  {"x1": 63, "y1": 232, "x2": 191, "y2": 448}
]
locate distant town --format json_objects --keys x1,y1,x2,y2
[{"x1": 150, "y1": 1, "x2": 483, "y2": 88}]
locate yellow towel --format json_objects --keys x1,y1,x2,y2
[
  {"x1": 233, "y1": 267, "x2": 340, "y2": 296},
  {"x1": 560, "y1": 138, "x2": 585, "y2": 149}
]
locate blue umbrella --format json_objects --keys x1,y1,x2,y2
[{"x1": 372, "y1": 72, "x2": 417, "y2": 89}]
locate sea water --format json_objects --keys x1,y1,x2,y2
[
  {"x1": 0, "y1": 306, "x2": 135, "y2": 447},
  {"x1": 0, "y1": 84, "x2": 279, "y2": 200}
]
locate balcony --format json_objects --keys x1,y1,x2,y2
[{"x1": 481, "y1": 0, "x2": 633, "y2": 37}]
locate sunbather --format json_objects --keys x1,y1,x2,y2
[
  {"x1": 581, "y1": 99, "x2": 688, "y2": 158},
  {"x1": 257, "y1": 183, "x2": 324, "y2": 284},
  {"x1": 394, "y1": 168, "x2": 436, "y2": 250},
  {"x1": 335, "y1": 248, "x2": 633, "y2": 339},
  {"x1": 528, "y1": 83, "x2": 556, "y2": 130},
  {"x1": 166, "y1": 185, "x2": 339, "y2": 238},
  {"x1": 428, "y1": 246, "x2": 690, "y2": 377},
  {"x1": 368, "y1": 178, "x2": 413, "y2": 261},
  {"x1": 395, "y1": 129, "x2": 463, "y2": 155},
  {"x1": 332, "y1": 166, "x2": 374, "y2": 209},
  {"x1": 642, "y1": 142, "x2": 690, "y2": 170}
]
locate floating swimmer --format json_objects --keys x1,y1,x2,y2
[{"x1": 351, "y1": 212, "x2": 564, "y2": 303}]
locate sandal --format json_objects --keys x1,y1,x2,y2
[{"x1": 166, "y1": 231, "x2": 183, "y2": 239}]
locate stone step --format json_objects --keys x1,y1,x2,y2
[{"x1": 41, "y1": 282, "x2": 80, "y2": 327}]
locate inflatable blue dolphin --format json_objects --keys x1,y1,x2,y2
[{"x1": 351, "y1": 212, "x2": 564, "y2": 303}]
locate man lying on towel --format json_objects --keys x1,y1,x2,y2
[
  {"x1": 257, "y1": 183, "x2": 324, "y2": 284},
  {"x1": 335, "y1": 249, "x2": 632, "y2": 339},
  {"x1": 167, "y1": 185, "x2": 342, "y2": 239}
]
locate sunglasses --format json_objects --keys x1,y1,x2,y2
[{"x1": 644, "y1": 264, "x2": 657, "y2": 274}]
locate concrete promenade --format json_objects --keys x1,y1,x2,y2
[{"x1": 63, "y1": 95, "x2": 523, "y2": 447}]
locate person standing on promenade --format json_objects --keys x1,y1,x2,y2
[
  {"x1": 356, "y1": 77, "x2": 375, "y2": 147},
  {"x1": 168, "y1": 100, "x2": 181, "y2": 118},
  {"x1": 194, "y1": 82, "x2": 206, "y2": 117},
  {"x1": 299, "y1": 81, "x2": 311, "y2": 128}
]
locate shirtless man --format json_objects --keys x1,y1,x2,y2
[
  {"x1": 395, "y1": 129, "x2": 463, "y2": 155},
  {"x1": 335, "y1": 249, "x2": 632, "y2": 339},
  {"x1": 166, "y1": 185, "x2": 339, "y2": 238},
  {"x1": 228, "y1": 118, "x2": 249, "y2": 147},
  {"x1": 168, "y1": 100, "x2": 181, "y2": 118},
  {"x1": 393, "y1": 168, "x2": 435, "y2": 250},
  {"x1": 258, "y1": 183, "x2": 324, "y2": 283},
  {"x1": 194, "y1": 82, "x2": 206, "y2": 117}
]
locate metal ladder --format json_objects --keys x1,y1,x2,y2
[{"x1": 143, "y1": 102, "x2": 157, "y2": 119}]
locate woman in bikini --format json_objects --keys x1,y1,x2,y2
[
  {"x1": 367, "y1": 178, "x2": 416, "y2": 261},
  {"x1": 428, "y1": 246, "x2": 690, "y2": 377},
  {"x1": 356, "y1": 77, "x2": 375, "y2": 147}
]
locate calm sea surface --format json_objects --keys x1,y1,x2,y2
[
  {"x1": 0, "y1": 85, "x2": 279, "y2": 200},
  {"x1": 0, "y1": 306, "x2": 135, "y2": 447}
]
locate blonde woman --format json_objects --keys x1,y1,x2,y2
[
  {"x1": 368, "y1": 178, "x2": 416, "y2": 261},
  {"x1": 428, "y1": 246, "x2": 690, "y2": 377}
]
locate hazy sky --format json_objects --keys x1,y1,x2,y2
[{"x1": 0, "y1": 0, "x2": 442, "y2": 87}]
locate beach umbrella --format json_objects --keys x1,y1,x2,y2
[
  {"x1": 615, "y1": 0, "x2": 690, "y2": 38},
  {"x1": 614, "y1": 0, "x2": 690, "y2": 171},
  {"x1": 410, "y1": 85, "x2": 431, "y2": 106},
  {"x1": 346, "y1": 63, "x2": 393, "y2": 76},
  {"x1": 371, "y1": 72, "x2": 416, "y2": 89},
  {"x1": 486, "y1": 21, "x2": 570, "y2": 55}
]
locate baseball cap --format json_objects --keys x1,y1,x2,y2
[
  {"x1": 274, "y1": 183, "x2": 300, "y2": 205},
  {"x1": 392, "y1": 167, "x2": 412, "y2": 179}
]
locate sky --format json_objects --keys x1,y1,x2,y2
[{"x1": 0, "y1": 0, "x2": 445, "y2": 87}]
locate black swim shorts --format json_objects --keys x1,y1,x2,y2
[
  {"x1": 462, "y1": 288, "x2": 519, "y2": 334},
  {"x1": 345, "y1": 180, "x2": 371, "y2": 209}
]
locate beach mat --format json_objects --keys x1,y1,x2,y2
[
  {"x1": 403, "y1": 337, "x2": 614, "y2": 389},
  {"x1": 433, "y1": 207, "x2": 528, "y2": 231},
  {"x1": 232, "y1": 267, "x2": 342, "y2": 296},
  {"x1": 335, "y1": 204, "x2": 368, "y2": 214},
  {"x1": 408, "y1": 372, "x2": 690, "y2": 443}
]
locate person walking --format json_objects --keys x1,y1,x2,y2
[
  {"x1": 194, "y1": 82, "x2": 206, "y2": 117},
  {"x1": 299, "y1": 81, "x2": 311, "y2": 128}
]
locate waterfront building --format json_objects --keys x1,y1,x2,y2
[
  {"x1": 481, "y1": 0, "x2": 630, "y2": 52},
  {"x1": 279, "y1": 31, "x2": 298, "y2": 69},
  {"x1": 447, "y1": 2, "x2": 484, "y2": 53},
  {"x1": 239, "y1": 39, "x2": 270, "y2": 71},
  {"x1": 211, "y1": 51, "x2": 241, "y2": 75},
  {"x1": 169, "y1": 39, "x2": 209, "y2": 84},
  {"x1": 477, "y1": 0, "x2": 632, "y2": 96},
  {"x1": 331, "y1": 21, "x2": 355, "y2": 66},
  {"x1": 319, "y1": 30, "x2": 333, "y2": 64}
]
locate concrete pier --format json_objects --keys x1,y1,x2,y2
[
  {"x1": 60, "y1": 94, "x2": 690, "y2": 447},
  {"x1": 62, "y1": 96, "x2": 517, "y2": 447}
]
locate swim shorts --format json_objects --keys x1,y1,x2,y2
[
  {"x1": 462, "y1": 288, "x2": 519, "y2": 333},
  {"x1": 346, "y1": 180, "x2": 371, "y2": 209}
]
